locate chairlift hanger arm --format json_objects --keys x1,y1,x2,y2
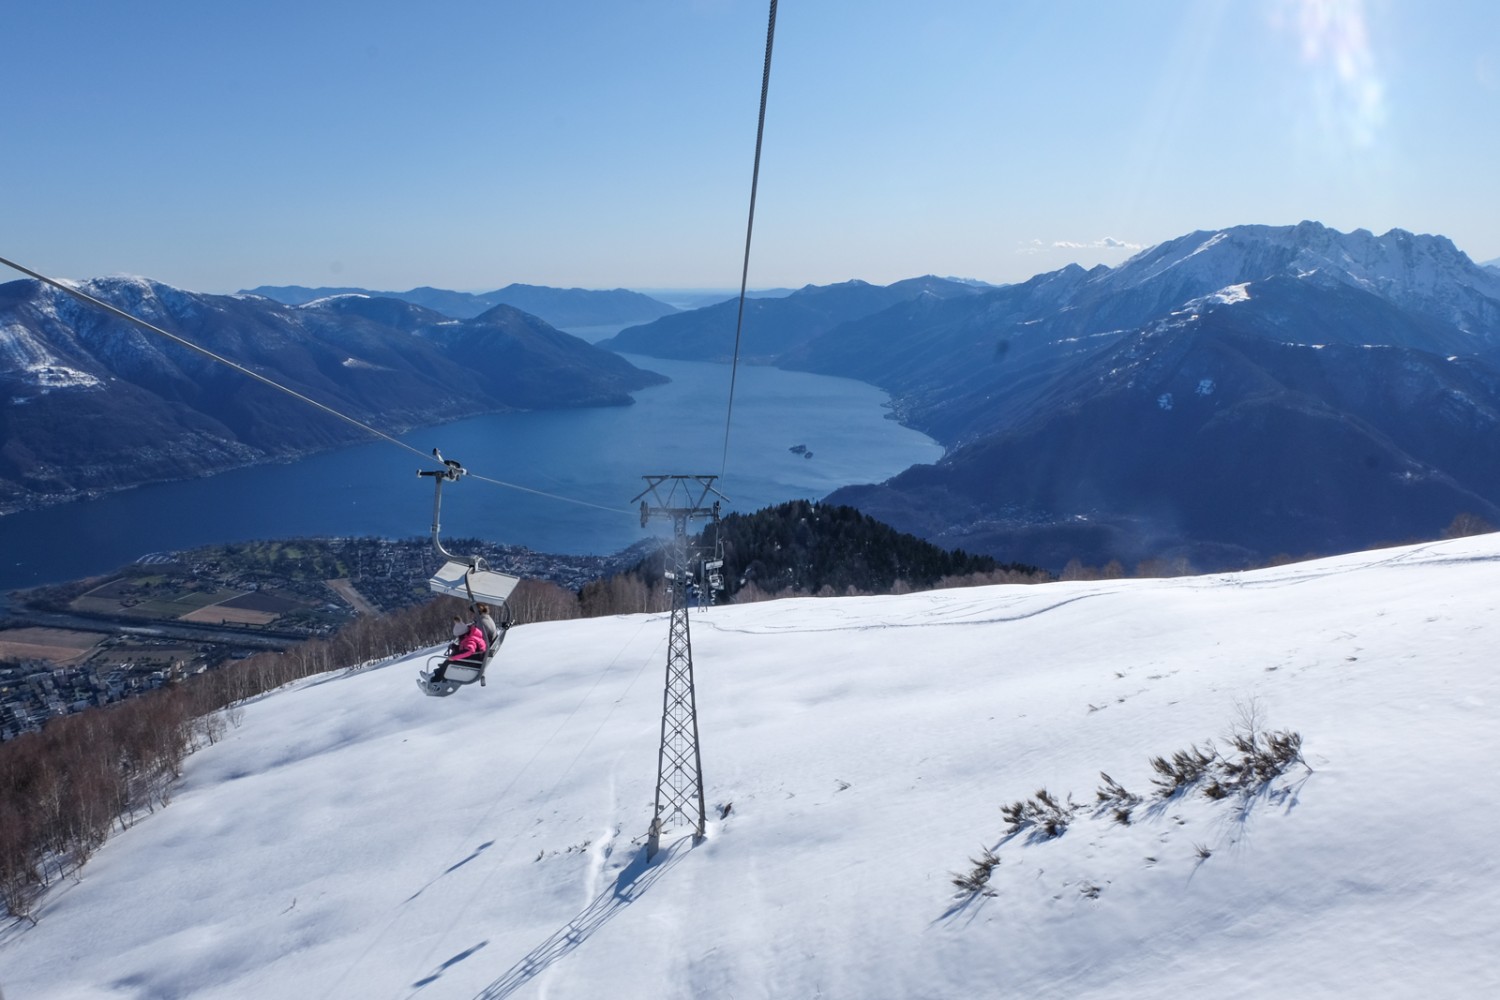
[
  {"x1": 416, "y1": 447, "x2": 523, "y2": 609},
  {"x1": 418, "y1": 449, "x2": 467, "y2": 564}
]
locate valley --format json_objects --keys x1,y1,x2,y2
[{"x1": 0, "y1": 536, "x2": 636, "y2": 741}]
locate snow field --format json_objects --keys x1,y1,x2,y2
[{"x1": 2, "y1": 537, "x2": 1499, "y2": 998}]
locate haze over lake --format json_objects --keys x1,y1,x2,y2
[{"x1": 0, "y1": 358, "x2": 941, "y2": 591}]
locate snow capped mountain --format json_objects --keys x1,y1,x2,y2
[
  {"x1": 3, "y1": 535, "x2": 1499, "y2": 997},
  {"x1": 1096, "y1": 222, "x2": 1500, "y2": 342},
  {"x1": 804, "y1": 223, "x2": 1500, "y2": 570}
]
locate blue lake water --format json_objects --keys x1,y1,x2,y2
[{"x1": 0, "y1": 357, "x2": 941, "y2": 592}]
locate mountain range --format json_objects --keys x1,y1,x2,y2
[
  {"x1": 0, "y1": 279, "x2": 665, "y2": 512},
  {"x1": 9, "y1": 223, "x2": 1497, "y2": 569},
  {"x1": 242, "y1": 282, "x2": 679, "y2": 328},
  {"x1": 611, "y1": 222, "x2": 1500, "y2": 571}
]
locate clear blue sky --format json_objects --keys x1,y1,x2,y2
[{"x1": 4, "y1": 1, "x2": 1498, "y2": 294}]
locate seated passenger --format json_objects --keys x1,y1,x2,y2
[
  {"x1": 430, "y1": 616, "x2": 487, "y2": 684},
  {"x1": 473, "y1": 603, "x2": 500, "y2": 648}
]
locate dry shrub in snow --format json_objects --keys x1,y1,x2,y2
[
  {"x1": 950, "y1": 846, "x2": 1001, "y2": 896},
  {"x1": 1000, "y1": 788, "x2": 1077, "y2": 840}
]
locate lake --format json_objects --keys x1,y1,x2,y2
[{"x1": 0, "y1": 357, "x2": 942, "y2": 592}]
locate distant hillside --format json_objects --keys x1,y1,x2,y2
[
  {"x1": 599, "y1": 500, "x2": 1041, "y2": 607},
  {"x1": 816, "y1": 223, "x2": 1500, "y2": 571},
  {"x1": 0, "y1": 279, "x2": 665, "y2": 511},
  {"x1": 599, "y1": 276, "x2": 987, "y2": 361},
  {"x1": 242, "y1": 282, "x2": 678, "y2": 328},
  {"x1": 632, "y1": 287, "x2": 797, "y2": 311},
  {"x1": 707, "y1": 500, "x2": 1041, "y2": 598},
  {"x1": 485, "y1": 284, "x2": 678, "y2": 328}
]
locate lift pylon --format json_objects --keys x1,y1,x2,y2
[{"x1": 633, "y1": 475, "x2": 726, "y2": 858}]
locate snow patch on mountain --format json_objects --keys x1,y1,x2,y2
[
  {"x1": 1, "y1": 320, "x2": 103, "y2": 391},
  {"x1": 1185, "y1": 230, "x2": 1228, "y2": 260},
  {"x1": 1211, "y1": 282, "x2": 1251, "y2": 305},
  {"x1": 300, "y1": 293, "x2": 374, "y2": 308},
  {"x1": 0, "y1": 320, "x2": 54, "y2": 371},
  {"x1": 29, "y1": 364, "x2": 104, "y2": 390}
]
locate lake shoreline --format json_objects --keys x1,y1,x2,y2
[{"x1": 0, "y1": 357, "x2": 944, "y2": 591}]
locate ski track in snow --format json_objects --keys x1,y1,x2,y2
[{"x1": 697, "y1": 591, "x2": 1106, "y2": 635}]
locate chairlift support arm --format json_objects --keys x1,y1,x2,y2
[
  {"x1": 417, "y1": 449, "x2": 521, "y2": 609},
  {"x1": 418, "y1": 448, "x2": 468, "y2": 565}
]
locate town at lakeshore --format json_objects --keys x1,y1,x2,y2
[{"x1": 0, "y1": 536, "x2": 642, "y2": 741}]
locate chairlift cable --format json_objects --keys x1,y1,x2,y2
[
  {"x1": 0, "y1": 253, "x2": 633, "y2": 516},
  {"x1": 718, "y1": 0, "x2": 779, "y2": 485},
  {"x1": 467, "y1": 470, "x2": 631, "y2": 514}
]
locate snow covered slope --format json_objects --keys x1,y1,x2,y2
[{"x1": 3, "y1": 536, "x2": 1499, "y2": 999}]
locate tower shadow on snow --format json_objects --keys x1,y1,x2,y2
[{"x1": 471, "y1": 839, "x2": 691, "y2": 1000}]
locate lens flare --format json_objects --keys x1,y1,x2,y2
[{"x1": 1276, "y1": 0, "x2": 1386, "y2": 149}]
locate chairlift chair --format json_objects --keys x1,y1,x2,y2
[{"x1": 416, "y1": 451, "x2": 521, "y2": 697}]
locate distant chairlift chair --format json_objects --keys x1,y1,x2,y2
[{"x1": 417, "y1": 452, "x2": 521, "y2": 697}]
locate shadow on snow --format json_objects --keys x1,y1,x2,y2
[{"x1": 467, "y1": 839, "x2": 692, "y2": 1000}]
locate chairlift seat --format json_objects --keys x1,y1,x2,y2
[
  {"x1": 417, "y1": 620, "x2": 511, "y2": 697},
  {"x1": 416, "y1": 459, "x2": 521, "y2": 697}
]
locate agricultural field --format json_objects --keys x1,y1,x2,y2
[{"x1": 0, "y1": 627, "x2": 99, "y2": 665}]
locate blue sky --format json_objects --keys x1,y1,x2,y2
[{"x1": 4, "y1": 1, "x2": 1498, "y2": 294}]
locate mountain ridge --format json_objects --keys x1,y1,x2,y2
[
  {"x1": 241, "y1": 282, "x2": 679, "y2": 327},
  {"x1": 769, "y1": 223, "x2": 1500, "y2": 570},
  {"x1": 598, "y1": 274, "x2": 988, "y2": 361},
  {"x1": 0, "y1": 278, "x2": 665, "y2": 511}
]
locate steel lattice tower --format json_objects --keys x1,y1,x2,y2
[{"x1": 635, "y1": 475, "x2": 725, "y2": 858}]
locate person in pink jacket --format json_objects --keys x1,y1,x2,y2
[{"x1": 430, "y1": 616, "x2": 487, "y2": 684}]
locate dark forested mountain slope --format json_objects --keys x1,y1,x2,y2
[{"x1": 617, "y1": 499, "x2": 1035, "y2": 599}]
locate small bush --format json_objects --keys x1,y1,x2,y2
[
  {"x1": 1001, "y1": 788, "x2": 1077, "y2": 839},
  {"x1": 1219, "y1": 727, "x2": 1305, "y2": 790},
  {"x1": 1095, "y1": 771, "x2": 1142, "y2": 823},
  {"x1": 1149, "y1": 703, "x2": 1308, "y2": 803},
  {"x1": 1149, "y1": 744, "x2": 1215, "y2": 798},
  {"x1": 950, "y1": 846, "x2": 1000, "y2": 896}
]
